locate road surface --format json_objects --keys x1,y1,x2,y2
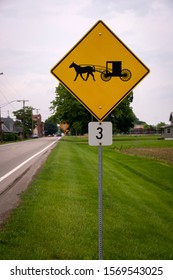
[{"x1": 0, "y1": 136, "x2": 60, "y2": 225}]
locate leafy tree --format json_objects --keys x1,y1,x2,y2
[
  {"x1": 156, "y1": 122, "x2": 166, "y2": 134},
  {"x1": 143, "y1": 123, "x2": 156, "y2": 134},
  {"x1": 50, "y1": 83, "x2": 136, "y2": 134},
  {"x1": 133, "y1": 117, "x2": 146, "y2": 125},
  {"x1": 13, "y1": 106, "x2": 33, "y2": 138},
  {"x1": 50, "y1": 84, "x2": 91, "y2": 135},
  {"x1": 72, "y1": 121, "x2": 83, "y2": 135},
  {"x1": 105, "y1": 93, "x2": 136, "y2": 133},
  {"x1": 44, "y1": 116, "x2": 58, "y2": 136}
]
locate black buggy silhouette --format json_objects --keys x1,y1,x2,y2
[
  {"x1": 98, "y1": 61, "x2": 131, "y2": 82},
  {"x1": 69, "y1": 61, "x2": 131, "y2": 82}
]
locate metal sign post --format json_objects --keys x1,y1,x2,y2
[
  {"x1": 98, "y1": 143, "x2": 103, "y2": 260},
  {"x1": 88, "y1": 122, "x2": 112, "y2": 259}
]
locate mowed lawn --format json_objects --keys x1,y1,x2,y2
[{"x1": 0, "y1": 136, "x2": 173, "y2": 259}]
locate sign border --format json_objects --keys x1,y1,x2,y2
[{"x1": 51, "y1": 20, "x2": 150, "y2": 121}]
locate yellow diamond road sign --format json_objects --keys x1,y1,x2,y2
[{"x1": 51, "y1": 20, "x2": 150, "y2": 121}]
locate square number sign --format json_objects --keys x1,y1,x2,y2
[{"x1": 88, "y1": 122, "x2": 112, "y2": 146}]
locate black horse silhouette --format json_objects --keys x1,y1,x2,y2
[{"x1": 69, "y1": 62, "x2": 95, "y2": 81}]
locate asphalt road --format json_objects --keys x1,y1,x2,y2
[{"x1": 0, "y1": 136, "x2": 60, "y2": 224}]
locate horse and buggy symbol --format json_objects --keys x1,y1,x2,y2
[{"x1": 69, "y1": 61, "x2": 132, "y2": 82}]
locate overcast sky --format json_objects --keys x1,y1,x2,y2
[{"x1": 0, "y1": 0, "x2": 173, "y2": 125}]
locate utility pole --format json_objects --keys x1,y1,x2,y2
[
  {"x1": 17, "y1": 99, "x2": 29, "y2": 110},
  {"x1": 0, "y1": 106, "x2": 3, "y2": 144},
  {"x1": 33, "y1": 108, "x2": 40, "y2": 137},
  {"x1": 0, "y1": 72, "x2": 4, "y2": 143},
  {"x1": 35, "y1": 108, "x2": 40, "y2": 115}
]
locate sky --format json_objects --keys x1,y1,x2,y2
[{"x1": 0, "y1": 0, "x2": 173, "y2": 125}]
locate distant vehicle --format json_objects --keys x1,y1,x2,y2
[
  {"x1": 32, "y1": 127, "x2": 39, "y2": 138},
  {"x1": 32, "y1": 134, "x2": 38, "y2": 138}
]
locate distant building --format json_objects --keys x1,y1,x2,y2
[
  {"x1": 161, "y1": 112, "x2": 173, "y2": 139},
  {"x1": 0, "y1": 116, "x2": 22, "y2": 140},
  {"x1": 32, "y1": 114, "x2": 44, "y2": 137},
  {"x1": 130, "y1": 124, "x2": 155, "y2": 134},
  {"x1": 1, "y1": 116, "x2": 22, "y2": 134},
  {"x1": 131, "y1": 124, "x2": 145, "y2": 134}
]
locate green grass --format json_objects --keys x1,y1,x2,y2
[
  {"x1": 0, "y1": 136, "x2": 173, "y2": 259},
  {"x1": 112, "y1": 135, "x2": 173, "y2": 150}
]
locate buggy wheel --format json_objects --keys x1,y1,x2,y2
[
  {"x1": 101, "y1": 71, "x2": 111, "y2": 81},
  {"x1": 120, "y1": 69, "x2": 131, "y2": 81}
]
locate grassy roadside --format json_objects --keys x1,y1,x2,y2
[{"x1": 0, "y1": 136, "x2": 173, "y2": 259}]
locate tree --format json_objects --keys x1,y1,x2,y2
[
  {"x1": 50, "y1": 83, "x2": 91, "y2": 135},
  {"x1": 156, "y1": 122, "x2": 166, "y2": 134},
  {"x1": 13, "y1": 106, "x2": 33, "y2": 138},
  {"x1": 72, "y1": 121, "x2": 83, "y2": 135},
  {"x1": 105, "y1": 93, "x2": 136, "y2": 133},
  {"x1": 50, "y1": 83, "x2": 136, "y2": 134},
  {"x1": 44, "y1": 116, "x2": 58, "y2": 136}
]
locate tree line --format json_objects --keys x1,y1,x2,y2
[
  {"x1": 12, "y1": 83, "x2": 166, "y2": 137},
  {"x1": 48, "y1": 83, "x2": 136, "y2": 135}
]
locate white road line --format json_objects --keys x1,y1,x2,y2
[{"x1": 0, "y1": 141, "x2": 57, "y2": 183}]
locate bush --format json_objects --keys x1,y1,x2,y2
[{"x1": 3, "y1": 132, "x2": 19, "y2": 142}]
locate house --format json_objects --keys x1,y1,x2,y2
[
  {"x1": 161, "y1": 112, "x2": 173, "y2": 139},
  {"x1": 1, "y1": 117, "x2": 12, "y2": 132},
  {"x1": 131, "y1": 124, "x2": 145, "y2": 134},
  {"x1": 1, "y1": 116, "x2": 20, "y2": 133},
  {"x1": 0, "y1": 116, "x2": 22, "y2": 141},
  {"x1": 130, "y1": 123, "x2": 156, "y2": 134}
]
